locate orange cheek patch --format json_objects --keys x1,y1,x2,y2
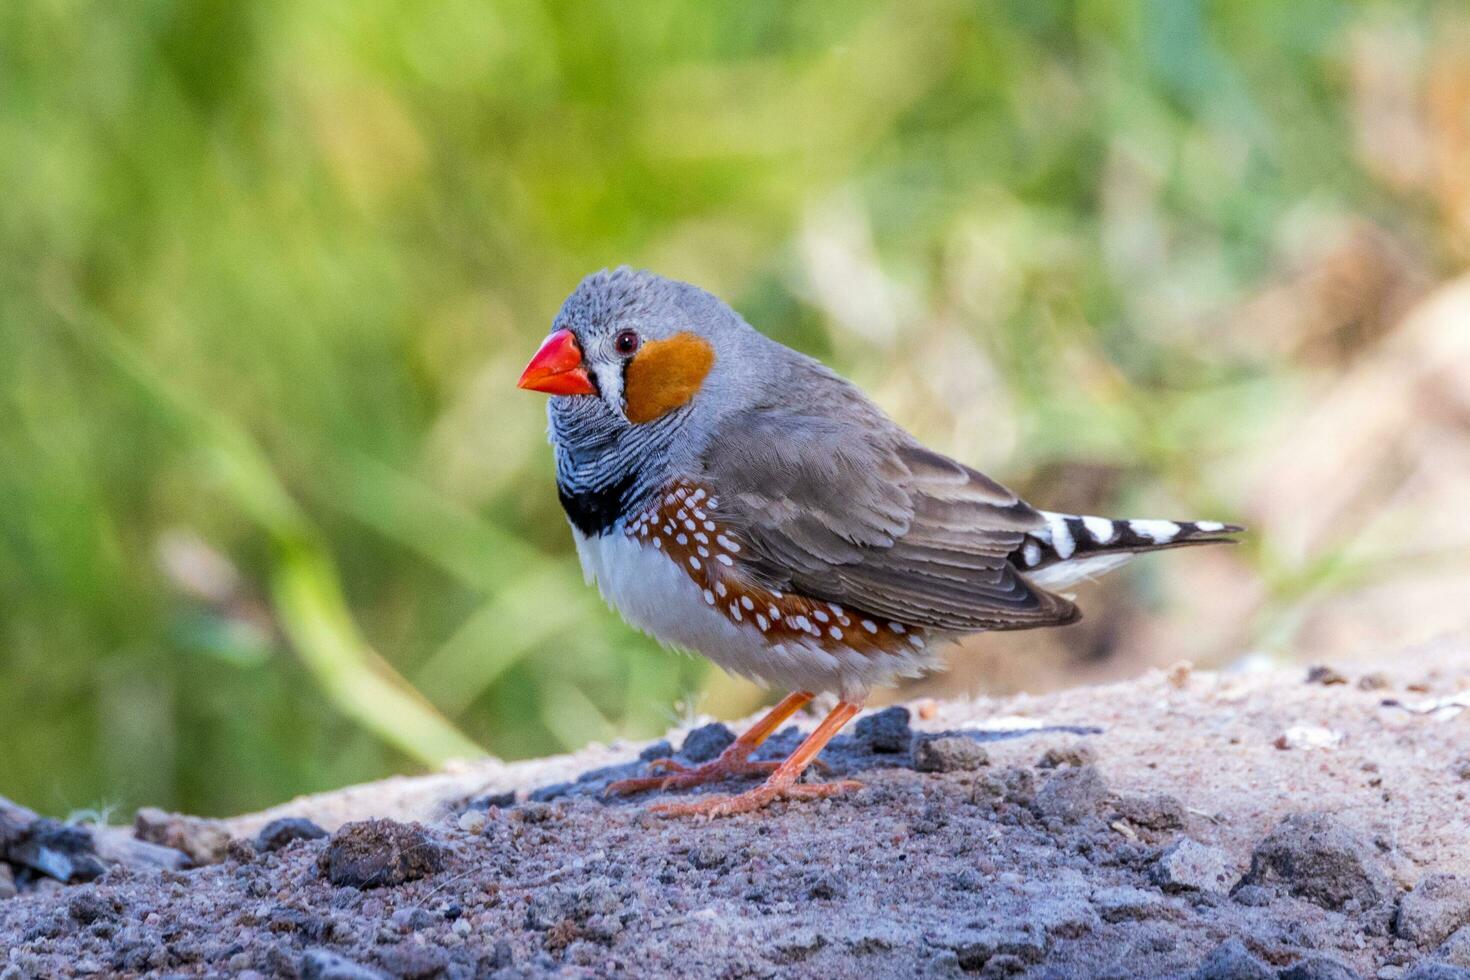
[{"x1": 623, "y1": 332, "x2": 715, "y2": 424}]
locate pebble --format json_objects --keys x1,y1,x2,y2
[
  {"x1": 854, "y1": 706, "x2": 913, "y2": 753},
  {"x1": 1192, "y1": 938, "x2": 1275, "y2": 980},
  {"x1": 639, "y1": 740, "x2": 674, "y2": 761},
  {"x1": 1034, "y1": 766, "x2": 1107, "y2": 822},
  {"x1": 913, "y1": 735, "x2": 989, "y2": 773},
  {"x1": 1241, "y1": 811, "x2": 1391, "y2": 911},
  {"x1": 254, "y1": 817, "x2": 328, "y2": 853},
  {"x1": 1439, "y1": 926, "x2": 1470, "y2": 969},
  {"x1": 133, "y1": 807, "x2": 233, "y2": 865},
  {"x1": 1151, "y1": 839, "x2": 1234, "y2": 894},
  {"x1": 299, "y1": 947, "x2": 387, "y2": 980},
  {"x1": 1398, "y1": 875, "x2": 1470, "y2": 947},
  {"x1": 1306, "y1": 665, "x2": 1349, "y2": 686},
  {"x1": 1279, "y1": 954, "x2": 1365, "y2": 980},
  {"x1": 1092, "y1": 886, "x2": 1168, "y2": 923},
  {"x1": 953, "y1": 925, "x2": 1048, "y2": 970},
  {"x1": 680, "y1": 723, "x2": 736, "y2": 763},
  {"x1": 1037, "y1": 743, "x2": 1099, "y2": 768},
  {"x1": 457, "y1": 810, "x2": 488, "y2": 835},
  {"x1": 1113, "y1": 794, "x2": 1188, "y2": 831},
  {"x1": 317, "y1": 820, "x2": 445, "y2": 889},
  {"x1": 1401, "y1": 962, "x2": 1470, "y2": 979}
]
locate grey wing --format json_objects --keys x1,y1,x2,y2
[{"x1": 701, "y1": 407, "x2": 1080, "y2": 633}]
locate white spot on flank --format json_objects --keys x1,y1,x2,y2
[
  {"x1": 828, "y1": 626, "x2": 842, "y2": 640},
  {"x1": 862, "y1": 619, "x2": 878, "y2": 634},
  {"x1": 1130, "y1": 519, "x2": 1181, "y2": 543},
  {"x1": 1049, "y1": 515, "x2": 1076, "y2": 560},
  {"x1": 889, "y1": 622, "x2": 906, "y2": 634},
  {"x1": 684, "y1": 519, "x2": 696, "y2": 530},
  {"x1": 756, "y1": 614, "x2": 768, "y2": 630},
  {"x1": 730, "y1": 603, "x2": 742, "y2": 622},
  {"x1": 688, "y1": 556, "x2": 701, "y2": 570},
  {"x1": 697, "y1": 546, "x2": 709, "y2": 557},
  {"x1": 676, "y1": 509, "x2": 687, "y2": 520},
  {"x1": 663, "y1": 524, "x2": 674, "y2": 535},
  {"x1": 693, "y1": 509, "x2": 706, "y2": 520},
  {"x1": 830, "y1": 604, "x2": 844, "y2": 616},
  {"x1": 1195, "y1": 520, "x2": 1225, "y2": 533},
  {"x1": 676, "y1": 533, "x2": 688, "y2": 545},
  {"x1": 716, "y1": 554, "x2": 734, "y2": 566},
  {"x1": 694, "y1": 532, "x2": 708, "y2": 544},
  {"x1": 909, "y1": 635, "x2": 926, "y2": 649},
  {"x1": 1022, "y1": 540, "x2": 1042, "y2": 567},
  {"x1": 653, "y1": 537, "x2": 663, "y2": 549},
  {"x1": 716, "y1": 534, "x2": 740, "y2": 552},
  {"x1": 703, "y1": 520, "x2": 716, "y2": 531},
  {"x1": 715, "y1": 581, "x2": 727, "y2": 597},
  {"x1": 690, "y1": 489, "x2": 705, "y2": 502},
  {"x1": 740, "y1": 596, "x2": 754, "y2": 610},
  {"x1": 703, "y1": 589, "x2": 715, "y2": 605},
  {"x1": 769, "y1": 606, "x2": 781, "y2": 620},
  {"x1": 813, "y1": 609, "x2": 830, "y2": 623},
  {"x1": 1081, "y1": 515, "x2": 1116, "y2": 544}
]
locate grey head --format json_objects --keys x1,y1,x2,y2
[{"x1": 524, "y1": 268, "x2": 791, "y2": 534}]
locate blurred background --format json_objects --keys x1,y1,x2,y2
[{"x1": 4, "y1": 0, "x2": 1470, "y2": 819}]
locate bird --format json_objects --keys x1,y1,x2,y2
[{"x1": 517, "y1": 268, "x2": 1241, "y2": 818}]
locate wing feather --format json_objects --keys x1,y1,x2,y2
[{"x1": 701, "y1": 394, "x2": 1078, "y2": 632}]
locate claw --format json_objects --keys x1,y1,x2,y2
[
  {"x1": 651, "y1": 778, "x2": 863, "y2": 818},
  {"x1": 603, "y1": 757, "x2": 781, "y2": 799}
]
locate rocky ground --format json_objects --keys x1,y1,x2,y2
[{"x1": 3, "y1": 637, "x2": 1470, "y2": 979}]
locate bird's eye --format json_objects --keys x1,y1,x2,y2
[{"x1": 614, "y1": 329, "x2": 640, "y2": 356}]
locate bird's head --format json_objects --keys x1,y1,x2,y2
[{"x1": 518, "y1": 268, "x2": 767, "y2": 445}]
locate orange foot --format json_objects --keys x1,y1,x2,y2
[
  {"x1": 604, "y1": 754, "x2": 781, "y2": 798},
  {"x1": 650, "y1": 778, "x2": 863, "y2": 818}
]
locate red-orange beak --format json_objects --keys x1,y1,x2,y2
[{"x1": 517, "y1": 329, "x2": 596, "y2": 396}]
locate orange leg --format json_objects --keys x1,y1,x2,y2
[
  {"x1": 651, "y1": 699, "x2": 865, "y2": 818},
  {"x1": 604, "y1": 691, "x2": 815, "y2": 797}
]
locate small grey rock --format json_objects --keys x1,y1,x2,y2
[
  {"x1": 680, "y1": 723, "x2": 736, "y2": 763},
  {"x1": 1151, "y1": 838, "x2": 1234, "y2": 894},
  {"x1": 1113, "y1": 793, "x2": 1188, "y2": 831},
  {"x1": 954, "y1": 926, "x2": 1048, "y2": 970},
  {"x1": 317, "y1": 819, "x2": 444, "y2": 889},
  {"x1": 300, "y1": 948, "x2": 387, "y2": 980},
  {"x1": 1191, "y1": 937, "x2": 1274, "y2": 980},
  {"x1": 639, "y1": 740, "x2": 674, "y2": 761},
  {"x1": 1093, "y1": 885, "x2": 1167, "y2": 923},
  {"x1": 1037, "y1": 743, "x2": 1098, "y2": 768},
  {"x1": 1278, "y1": 954, "x2": 1361, "y2": 980},
  {"x1": 1402, "y1": 962, "x2": 1470, "y2": 980},
  {"x1": 854, "y1": 706, "x2": 913, "y2": 753},
  {"x1": 1241, "y1": 812, "x2": 1391, "y2": 912},
  {"x1": 133, "y1": 807, "x2": 232, "y2": 865},
  {"x1": 1232, "y1": 884, "x2": 1273, "y2": 907},
  {"x1": 1398, "y1": 875, "x2": 1470, "y2": 947},
  {"x1": 255, "y1": 817, "x2": 328, "y2": 853},
  {"x1": 1034, "y1": 765, "x2": 1107, "y2": 822},
  {"x1": 0, "y1": 864, "x2": 14, "y2": 900},
  {"x1": 914, "y1": 735, "x2": 989, "y2": 773},
  {"x1": 1439, "y1": 926, "x2": 1470, "y2": 969}
]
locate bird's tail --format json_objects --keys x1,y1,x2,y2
[{"x1": 1014, "y1": 512, "x2": 1244, "y2": 590}]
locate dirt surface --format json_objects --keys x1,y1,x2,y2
[{"x1": 4, "y1": 637, "x2": 1470, "y2": 979}]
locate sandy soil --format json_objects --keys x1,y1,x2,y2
[{"x1": 3, "y1": 636, "x2": 1470, "y2": 979}]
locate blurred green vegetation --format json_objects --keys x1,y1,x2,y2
[{"x1": 1, "y1": 0, "x2": 1462, "y2": 817}]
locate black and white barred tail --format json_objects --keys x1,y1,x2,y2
[{"x1": 1012, "y1": 512, "x2": 1244, "y2": 590}]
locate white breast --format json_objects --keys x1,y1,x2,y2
[{"x1": 571, "y1": 527, "x2": 937, "y2": 699}]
